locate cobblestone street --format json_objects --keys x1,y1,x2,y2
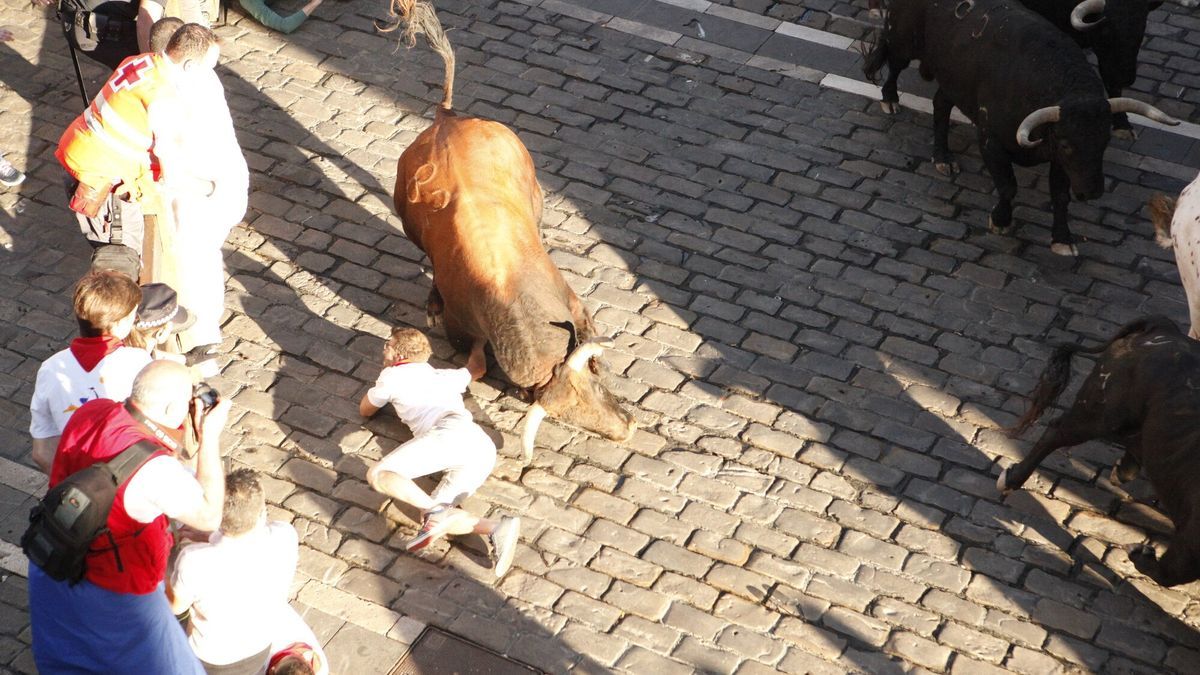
[{"x1": 2, "y1": 0, "x2": 1200, "y2": 671}]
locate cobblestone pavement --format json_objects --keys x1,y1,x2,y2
[{"x1": 2, "y1": 0, "x2": 1200, "y2": 672}]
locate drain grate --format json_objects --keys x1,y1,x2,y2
[{"x1": 390, "y1": 628, "x2": 541, "y2": 675}]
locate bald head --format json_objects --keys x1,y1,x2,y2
[{"x1": 131, "y1": 360, "x2": 193, "y2": 426}]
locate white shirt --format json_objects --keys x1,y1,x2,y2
[
  {"x1": 29, "y1": 347, "x2": 152, "y2": 439},
  {"x1": 366, "y1": 362, "x2": 473, "y2": 436},
  {"x1": 123, "y1": 455, "x2": 205, "y2": 524},
  {"x1": 170, "y1": 521, "x2": 299, "y2": 666}
]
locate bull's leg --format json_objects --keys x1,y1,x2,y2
[
  {"x1": 998, "y1": 412, "x2": 1098, "y2": 494},
  {"x1": 880, "y1": 58, "x2": 908, "y2": 115},
  {"x1": 979, "y1": 137, "x2": 1017, "y2": 236},
  {"x1": 1111, "y1": 451, "x2": 1141, "y2": 485},
  {"x1": 1048, "y1": 162, "x2": 1078, "y2": 257},
  {"x1": 1129, "y1": 534, "x2": 1200, "y2": 587},
  {"x1": 932, "y1": 88, "x2": 959, "y2": 176},
  {"x1": 426, "y1": 286, "x2": 445, "y2": 328},
  {"x1": 1108, "y1": 83, "x2": 1136, "y2": 141},
  {"x1": 467, "y1": 338, "x2": 487, "y2": 379}
]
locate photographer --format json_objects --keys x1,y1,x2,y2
[{"x1": 29, "y1": 360, "x2": 229, "y2": 673}]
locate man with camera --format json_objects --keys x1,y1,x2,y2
[{"x1": 28, "y1": 359, "x2": 229, "y2": 673}]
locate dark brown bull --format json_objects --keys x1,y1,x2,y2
[
  {"x1": 998, "y1": 316, "x2": 1200, "y2": 586},
  {"x1": 386, "y1": 0, "x2": 635, "y2": 460}
]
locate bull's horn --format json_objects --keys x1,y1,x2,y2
[
  {"x1": 521, "y1": 403, "x2": 547, "y2": 463},
  {"x1": 566, "y1": 337, "x2": 614, "y2": 372},
  {"x1": 1108, "y1": 97, "x2": 1181, "y2": 126},
  {"x1": 1070, "y1": 0, "x2": 1105, "y2": 30},
  {"x1": 1016, "y1": 106, "x2": 1061, "y2": 147}
]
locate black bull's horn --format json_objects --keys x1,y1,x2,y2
[
  {"x1": 1070, "y1": 0, "x2": 1105, "y2": 30},
  {"x1": 1016, "y1": 99, "x2": 1180, "y2": 147},
  {"x1": 519, "y1": 338, "x2": 615, "y2": 463}
]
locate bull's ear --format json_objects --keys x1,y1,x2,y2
[{"x1": 550, "y1": 320, "x2": 577, "y2": 355}]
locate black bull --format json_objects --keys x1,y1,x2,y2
[
  {"x1": 998, "y1": 316, "x2": 1200, "y2": 587},
  {"x1": 1019, "y1": 0, "x2": 1163, "y2": 137},
  {"x1": 862, "y1": 0, "x2": 1177, "y2": 256}
]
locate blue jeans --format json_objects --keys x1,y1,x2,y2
[{"x1": 29, "y1": 565, "x2": 204, "y2": 674}]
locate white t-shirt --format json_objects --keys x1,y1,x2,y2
[
  {"x1": 366, "y1": 362, "x2": 473, "y2": 436},
  {"x1": 123, "y1": 455, "x2": 205, "y2": 524},
  {"x1": 29, "y1": 347, "x2": 152, "y2": 439},
  {"x1": 170, "y1": 521, "x2": 299, "y2": 666}
]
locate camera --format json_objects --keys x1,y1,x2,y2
[{"x1": 192, "y1": 382, "x2": 220, "y2": 412}]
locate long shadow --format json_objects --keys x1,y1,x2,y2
[
  {"x1": 413, "y1": 2, "x2": 1200, "y2": 672},
  {"x1": 0, "y1": 4, "x2": 609, "y2": 674}
]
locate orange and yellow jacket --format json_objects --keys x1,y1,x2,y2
[{"x1": 56, "y1": 52, "x2": 180, "y2": 199}]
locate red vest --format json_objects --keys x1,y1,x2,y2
[{"x1": 50, "y1": 399, "x2": 174, "y2": 595}]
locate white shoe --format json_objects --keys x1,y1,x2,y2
[
  {"x1": 0, "y1": 155, "x2": 24, "y2": 188},
  {"x1": 489, "y1": 516, "x2": 520, "y2": 578}
]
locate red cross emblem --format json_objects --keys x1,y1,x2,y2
[{"x1": 110, "y1": 56, "x2": 154, "y2": 93}]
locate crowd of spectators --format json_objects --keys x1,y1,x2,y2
[{"x1": 15, "y1": 11, "x2": 520, "y2": 672}]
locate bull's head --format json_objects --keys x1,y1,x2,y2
[
  {"x1": 1016, "y1": 97, "x2": 1178, "y2": 200},
  {"x1": 520, "y1": 336, "x2": 636, "y2": 462},
  {"x1": 1071, "y1": 0, "x2": 1162, "y2": 90}
]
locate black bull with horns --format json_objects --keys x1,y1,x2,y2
[
  {"x1": 863, "y1": 0, "x2": 1178, "y2": 256},
  {"x1": 1019, "y1": 0, "x2": 1163, "y2": 138},
  {"x1": 998, "y1": 316, "x2": 1200, "y2": 587}
]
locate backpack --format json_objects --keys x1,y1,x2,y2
[
  {"x1": 58, "y1": 0, "x2": 140, "y2": 71},
  {"x1": 21, "y1": 440, "x2": 159, "y2": 584}
]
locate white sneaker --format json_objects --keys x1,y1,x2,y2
[
  {"x1": 0, "y1": 155, "x2": 24, "y2": 188},
  {"x1": 489, "y1": 516, "x2": 520, "y2": 578}
]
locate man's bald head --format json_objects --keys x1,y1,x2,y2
[{"x1": 131, "y1": 360, "x2": 193, "y2": 427}]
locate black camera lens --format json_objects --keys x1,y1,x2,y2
[{"x1": 192, "y1": 383, "x2": 220, "y2": 411}]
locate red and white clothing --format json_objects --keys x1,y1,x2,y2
[
  {"x1": 367, "y1": 363, "x2": 497, "y2": 505},
  {"x1": 50, "y1": 398, "x2": 202, "y2": 594},
  {"x1": 170, "y1": 521, "x2": 298, "y2": 668},
  {"x1": 29, "y1": 336, "x2": 152, "y2": 440}
]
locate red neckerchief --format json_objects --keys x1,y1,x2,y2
[
  {"x1": 267, "y1": 643, "x2": 317, "y2": 673},
  {"x1": 69, "y1": 336, "x2": 123, "y2": 373},
  {"x1": 389, "y1": 359, "x2": 410, "y2": 368}
]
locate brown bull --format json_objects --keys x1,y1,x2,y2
[{"x1": 386, "y1": 0, "x2": 635, "y2": 460}]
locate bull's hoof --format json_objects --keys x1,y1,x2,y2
[
  {"x1": 1110, "y1": 463, "x2": 1124, "y2": 486},
  {"x1": 933, "y1": 160, "x2": 959, "y2": 176},
  {"x1": 1127, "y1": 543, "x2": 1156, "y2": 567},
  {"x1": 426, "y1": 312, "x2": 442, "y2": 328},
  {"x1": 868, "y1": 7, "x2": 883, "y2": 19},
  {"x1": 996, "y1": 467, "x2": 1012, "y2": 495},
  {"x1": 1112, "y1": 127, "x2": 1137, "y2": 142},
  {"x1": 880, "y1": 100, "x2": 898, "y2": 115},
  {"x1": 987, "y1": 215, "x2": 1014, "y2": 235},
  {"x1": 1050, "y1": 242, "x2": 1079, "y2": 257}
]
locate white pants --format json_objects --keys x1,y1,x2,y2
[{"x1": 375, "y1": 412, "x2": 497, "y2": 506}]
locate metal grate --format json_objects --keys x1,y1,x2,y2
[{"x1": 391, "y1": 628, "x2": 541, "y2": 675}]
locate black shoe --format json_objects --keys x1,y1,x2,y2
[{"x1": 184, "y1": 343, "x2": 220, "y2": 367}]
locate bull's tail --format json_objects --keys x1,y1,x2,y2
[
  {"x1": 382, "y1": 0, "x2": 456, "y2": 111},
  {"x1": 1006, "y1": 316, "x2": 1179, "y2": 437},
  {"x1": 861, "y1": 24, "x2": 889, "y2": 85},
  {"x1": 1148, "y1": 193, "x2": 1177, "y2": 249}
]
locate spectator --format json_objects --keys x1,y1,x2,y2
[
  {"x1": 1, "y1": 28, "x2": 26, "y2": 188},
  {"x1": 238, "y1": 0, "x2": 325, "y2": 34},
  {"x1": 30, "y1": 270, "x2": 151, "y2": 474},
  {"x1": 125, "y1": 282, "x2": 195, "y2": 360},
  {"x1": 267, "y1": 638, "x2": 327, "y2": 675},
  {"x1": 29, "y1": 360, "x2": 229, "y2": 674},
  {"x1": 360, "y1": 327, "x2": 520, "y2": 577},
  {"x1": 138, "y1": 0, "x2": 209, "y2": 53},
  {"x1": 56, "y1": 23, "x2": 222, "y2": 278},
  {"x1": 158, "y1": 30, "x2": 248, "y2": 377},
  {"x1": 169, "y1": 469, "x2": 328, "y2": 675}
]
